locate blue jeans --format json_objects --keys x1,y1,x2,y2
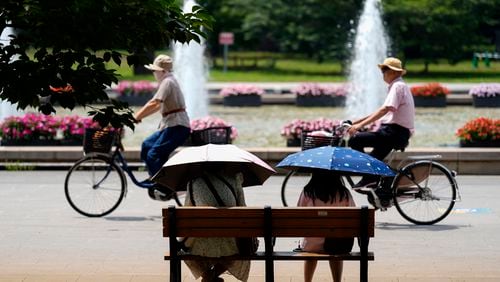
[{"x1": 141, "y1": 125, "x2": 190, "y2": 176}]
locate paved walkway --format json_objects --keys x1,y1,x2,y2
[{"x1": 1, "y1": 171, "x2": 500, "y2": 281}]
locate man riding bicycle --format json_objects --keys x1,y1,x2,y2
[
  {"x1": 347, "y1": 57, "x2": 415, "y2": 188},
  {"x1": 133, "y1": 54, "x2": 191, "y2": 196}
]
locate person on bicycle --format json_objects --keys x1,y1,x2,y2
[
  {"x1": 133, "y1": 54, "x2": 191, "y2": 184},
  {"x1": 347, "y1": 57, "x2": 415, "y2": 188}
]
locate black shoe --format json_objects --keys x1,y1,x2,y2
[{"x1": 147, "y1": 186, "x2": 175, "y2": 201}]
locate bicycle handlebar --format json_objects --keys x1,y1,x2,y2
[{"x1": 333, "y1": 120, "x2": 352, "y2": 140}]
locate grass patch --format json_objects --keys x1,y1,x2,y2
[{"x1": 3, "y1": 162, "x2": 35, "y2": 171}]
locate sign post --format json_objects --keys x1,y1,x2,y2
[{"x1": 218, "y1": 32, "x2": 234, "y2": 73}]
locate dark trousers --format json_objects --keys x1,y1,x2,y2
[
  {"x1": 349, "y1": 124, "x2": 410, "y2": 161},
  {"x1": 141, "y1": 125, "x2": 190, "y2": 176}
]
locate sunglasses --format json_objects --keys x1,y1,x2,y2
[{"x1": 381, "y1": 67, "x2": 390, "y2": 73}]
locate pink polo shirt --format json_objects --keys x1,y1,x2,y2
[{"x1": 380, "y1": 77, "x2": 415, "y2": 133}]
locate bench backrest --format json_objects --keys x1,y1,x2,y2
[{"x1": 162, "y1": 206, "x2": 374, "y2": 238}]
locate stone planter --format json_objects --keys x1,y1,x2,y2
[
  {"x1": 223, "y1": 95, "x2": 262, "y2": 107},
  {"x1": 296, "y1": 95, "x2": 345, "y2": 107},
  {"x1": 472, "y1": 96, "x2": 500, "y2": 108},
  {"x1": 413, "y1": 96, "x2": 447, "y2": 107},
  {"x1": 459, "y1": 139, "x2": 500, "y2": 147},
  {"x1": 117, "y1": 94, "x2": 152, "y2": 106},
  {"x1": 0, "y1": 139, "x2": 82, "y2": 146},
  {"x1": 286, "y1": 138, "x2": 301, "y2": 147}
]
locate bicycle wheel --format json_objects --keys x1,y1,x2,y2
[
  {"x1": 393, "y1": 160, "x2": 457, "y2": 225},
  {"x1": 281, "y1": 170, "x2": 312, "y2": 206},
  {"x1": 65, "y1": 155, "x2": 126, "y2": 217}
]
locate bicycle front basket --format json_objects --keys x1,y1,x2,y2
[
  {"x1": 301, "y1": 131, "x2": 338, "y2": 151},
  {"x1": 191, "y1": 127, "x2": 232, "y2": 145},
  {"x1": 83, "y1": 128, "x2": 116, "y2": 154}
]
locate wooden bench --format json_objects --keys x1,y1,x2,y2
[{"x1": 163, "y1": 206, "x2": 375, "y2": 282}]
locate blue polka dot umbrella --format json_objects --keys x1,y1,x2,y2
[{"x1": 277, "y1": 146, "x2": 395, "y2": 176}]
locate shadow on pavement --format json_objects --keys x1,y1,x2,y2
[
  {"x1": 104, "y1": 215, "x2": 162, "y2": 222},
  {"x1": 376, "y1": 221, "x2": 466, "y2": 231}
]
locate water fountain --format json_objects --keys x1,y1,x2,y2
[
  {"x1": 345, "y1": 0, "x2": 390, "y2": 119},
  {"x1": 0, "y1": 26, "x2": 22, "y2": 121},
  {"x1": 173, "y1": 0, "x2": 209, "y2": 120}
]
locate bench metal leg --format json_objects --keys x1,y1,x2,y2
[
  {"x1": 264, "y1": 206, "x2": 274, "y2": 282},
  {"x1": 170, "y1": 259, "x2": 181, "y2": 282},
  {"x1": 360, "y1": 206, "x2": 369, "y2": 282},
  {"x1": 361, "y1": 258, "x2": 368, "y2": 282},
  {"x1": 168, "y1": 206, "x2": 181, "y2": 282}
]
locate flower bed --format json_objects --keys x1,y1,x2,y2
[
  {"x1": 456, "y1": 117, "x2": 500, "y2": 147},
  {"x1": 0, "y1": 113, "x2": 99, "y2": 146},
  {"x1": 187, "y1": 116, "x2": 238, "y2": 145},
  {"x1": 113, "y1": 80, "x2": 157, "y2": 105},
  {"x1": 220, "y1": 84, "x2": 264, "y2": 107},
  {"x1": 410, "y1": 83, "x2": 449, "y2": 107},
  {"x1": 280, "y1": 118, "x2": 341, "y2": 146},
  {"x1": 469, "y1": 83, "x2": 500, "y2": 108},
  {"x1": 292, "y1": 83, "x2": 347, "y2": 107}
]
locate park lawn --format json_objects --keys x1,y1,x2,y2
[{"x1": 111, "y1": 55, "x2": 500, "y2": 83}]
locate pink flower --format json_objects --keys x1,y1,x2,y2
[
  {"x1": 190, "y1": 116, "x2": 238, "y2": 141},
  {"x1": 468, "y1": 83, "x2": 500, "y2": 98},
  {"x1": 114, "y1": 80, "x2": 157, "y2": 96},
  {"x1": 219, "y1": 84, "x2": 265, "y2": 97},
  {"x1": 0, "y1": 113, "x2": 99, "y2": 141},
  {"x1": 281, "y1": 118, "x2": 342, "y2": 139},
  {"x1": 292, "y1": 83, "x2": 348, "y2": 97}
]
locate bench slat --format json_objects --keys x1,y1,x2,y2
[
  {"x1": 162, "y1": 207, "x2": 369, "y2": 218},
  {"x1": 165, "y1": 251, "x2": 375, "y2": 261},
  {"x1": 164, "y1": 228, "x2": 371, "y2": 238},
  {"x1": 170, "y1": 218, "x2": 369, "y2": 229}
]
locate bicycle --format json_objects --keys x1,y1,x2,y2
[
  {"x1": 64, "y1": 126, "x2": 232, "y2": 217},
  {"x1": 280, "y1": 122, "x2": 461, "y2": 225}
]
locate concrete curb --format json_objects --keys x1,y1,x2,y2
[
  {"x1": 208, "y1": 93, "x2": 472, "y2": 105},
  {"x1": 1, "y1": 146, "x2": 499, "y2": 175}
]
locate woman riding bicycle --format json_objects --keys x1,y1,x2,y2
[
  {"x1": 133, "y1": 54, "x2": 191, "y2": 190},
  {"x1": 347, "y1": 57, "x2": 415, "y2": 188}
]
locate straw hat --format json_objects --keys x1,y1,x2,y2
[
  {"x1": 378, "y1": 57, "x2": 406, "y2": 75},
  {"x1": 144, "y1": 54, "x2": 173, "y2": 72}
]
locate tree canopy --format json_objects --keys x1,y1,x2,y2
[
  {"x1": 383, "y1": 0, "x2": 500, "y2": 71},
  {"x1": 200, "y1": 0, "x2": 363, "y2": 63},
  {"x1": 199, "y1": 0, "x2": 498, "y2": 68},
  {"x1": 0, "y1": 0, "x2": 212, "y2": 129}
]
